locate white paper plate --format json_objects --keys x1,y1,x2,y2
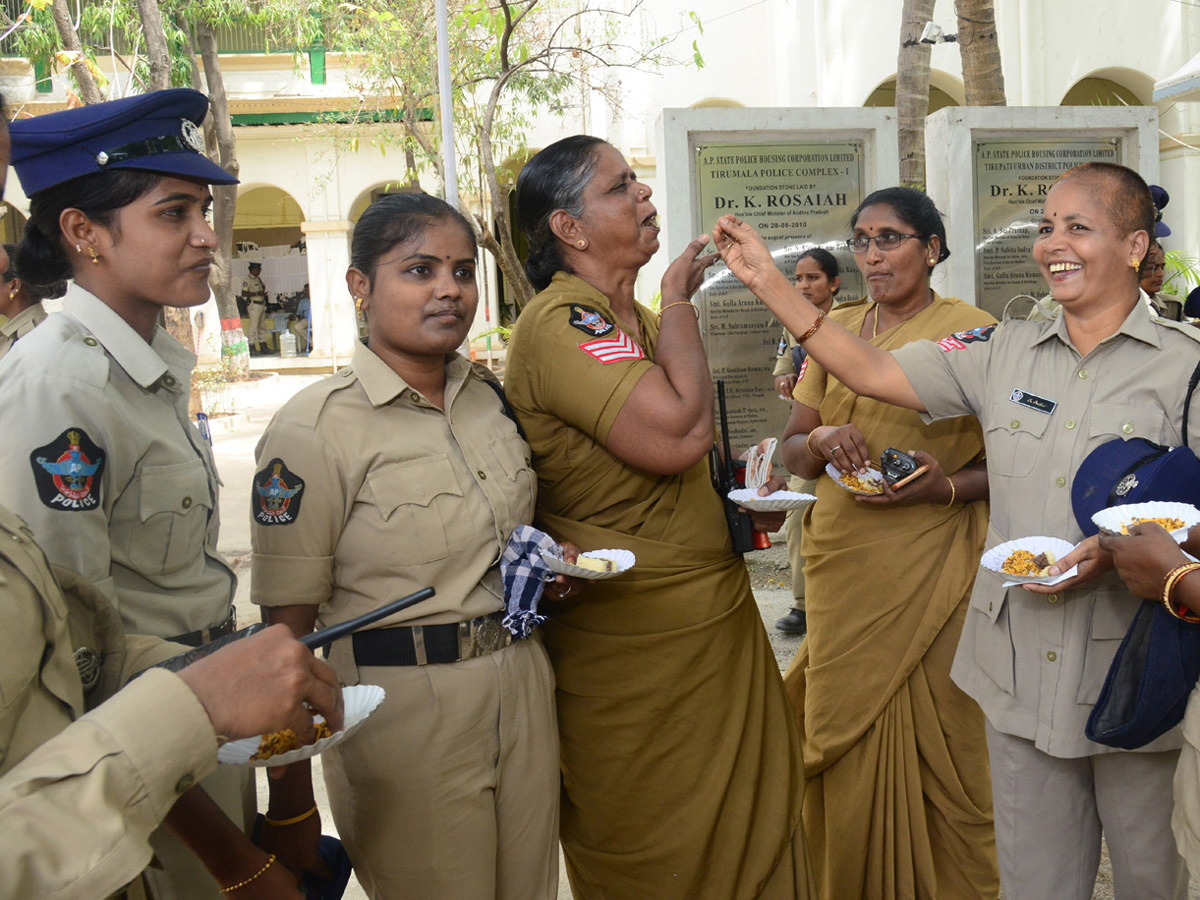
[
  {"x1": 540, "y1": 548, "x2": 636, "y2": 580},
  {"x1": 981, "y1": 536, "x2": 1078, "y2": 586},
  {"x1": 825, "y1": 462, "x2": 886, "y2": 496},
  {"x1": 218, "y1": 684, "x2": 385, "y2": 768},
  {"x1": 1092, "y1": 502, "x2": 1200, "y2": 543},
  {"x1": 727, "y1": 488, "x2": 816, "y2": 512}
]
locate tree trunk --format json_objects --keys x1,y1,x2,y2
[
  {"x1": 196, "y1": 20, "x2": 250, "y2": 376},
  {"x1": 50, "y1": 0, "x2": 103, "y2": 104},
  {"x1": 957, "y1": 0, "x2": 1006, "y2": 106},
  {"x1": 134, "y1": 0, "x2": 172, "y2": 91},
  {"x1": 896, "y1": 0, "x2": 935, "y2": 187}
]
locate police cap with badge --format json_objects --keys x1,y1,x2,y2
[{"x1": 9, "y1": 88, "x2": 238, "y2": 196}]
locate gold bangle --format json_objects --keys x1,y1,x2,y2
[
  {"x1": 938, "y1": 476, "x2": 956, "y2": 509},
  {"x1": 263, "y1": 805, "x2": 317, "y2": 827},
  {"x1": 220, "y1": 854, "x2": 276, "y2": 894},
  {"x1": 659, "y1": 300, "x2": 699, "y2": 318},
  {"x1": 805, "y1": 431, "x2": 823, "y2": 460},
  {"x1": 1162, "y1": 563, "x2": 1200, "y2": 622},
  {"x1": 795, "y1": 308, "x2": 826, "y2": 344}
]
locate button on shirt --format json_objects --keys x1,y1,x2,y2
[
  {"x1": 892, "y1": 297, "x2": 1200, "y2": 757},
  {"x1": 0, "y1": 285, "x2": 235, "y2": 639},
  {"x1": 251, "y1": 342, "x2": 536, "y2": 633}
]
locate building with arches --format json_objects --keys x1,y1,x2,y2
[{"x1": 0, "y1": 0, "x2": 1196, "y2": 365}]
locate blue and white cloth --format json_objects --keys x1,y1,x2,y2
[{"x1": 500, "y1": 525, "x2": 560, "y2": 639}]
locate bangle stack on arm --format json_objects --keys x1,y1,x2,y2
[{"x1": 1162, "y1": 563, "x2": 1200, "y2": 623}]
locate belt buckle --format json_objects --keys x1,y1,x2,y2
[{"x1": 473, "y1": 615, "x2": 504, "y2": 656}]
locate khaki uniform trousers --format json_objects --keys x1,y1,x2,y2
[
  {"x1": 323, "y1": 636, "x2": 559, "y2": 900},
  {"x1": 986, "y1": 722, "x2": 1186, "y2": 900},
  {"x1": 246, "y1": 301, "x2": 266, "y2": 346},
  {"x1": 783, "y1": 475, "x2": 816, "y2": 607}
]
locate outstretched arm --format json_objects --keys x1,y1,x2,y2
[{"x1": 713, "y1": 215, "x2": 924, "y2": 411}]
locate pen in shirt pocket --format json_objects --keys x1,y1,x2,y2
[{"x1": 196, "y1": 411, "x2": 212, "y2": 445}]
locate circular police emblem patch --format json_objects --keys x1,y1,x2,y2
[
  {"x1": 252, "y1": 458, "x2": 305, "y2": 526},
  {"x1": 30, "y1": 428, "x2": 105, "y2": 512},
  {"x1": 181, "y1": 119, "x2": 205, "y2": 153}
]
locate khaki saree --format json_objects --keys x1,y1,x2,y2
[
  {"x1": 505, "y1": 274, "x2": 813, "y2": 900},
  {"x1": 786, "y1": 295, "x2": 999, "y2": 900}
]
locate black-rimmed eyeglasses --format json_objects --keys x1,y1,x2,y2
[{"x1": 845, "y1": 233, "x2": 924, "y2": 254}]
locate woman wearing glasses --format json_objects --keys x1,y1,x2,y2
[{"x1": 776, "y1": 188, "x2": 999, "y2": 900}]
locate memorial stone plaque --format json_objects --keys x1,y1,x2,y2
[
  {"x1": 695, "y1": 141, "x2": 864, "y2": 450},
  {"x1": 973, "y1": 137, "x2": 1119, "y2": 319}
]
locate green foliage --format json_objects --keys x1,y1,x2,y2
[{"x1": 1164, "y1": 249, "x2": 1200, "y2": 296}]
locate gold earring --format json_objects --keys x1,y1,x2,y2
[
  {"x1": 576, "y1": 240, "x2": 587, "y2": 249},
  {"x1": 88, "y1": 247, "x2": 99, "y2": 264},
  {"x1": 75, "y1": 244, "x2": 83, "y2": 254},
  {"x1": 1129, "y1": 255, "x2": 1141, "y2": 270},
  {"x1": 7, "y1": 286, "x2": 16, "y2": 300},
  {"x1": 354, "y1": 296, "x2": 363, "y2": 311}
]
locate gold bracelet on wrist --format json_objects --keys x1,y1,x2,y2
[
  {"x1": 263, "y1": 805, "x2": 317, "y2": 827},
  {"x1": 805, "y1": 431, "x2": 824, "y2": 460},
  {"x1": 937, "y1": 476, "x2": 957, "y2": 510},
  {"x1": 795, "y1": 308, "x2": 826, "y2": 344},
  {"x1": 1161, "y1": 563, "x2": 1200, "y2": 622},
  {"x1": 220, "y1": 855, "x2": 276, "y2": 894},
  {"x1": 659, "y1": 300, "x2": 699, "y2": 319}
]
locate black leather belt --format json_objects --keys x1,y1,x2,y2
[
  {"x1": 168, "y1": 609, "x2": 236, "y2": 648},
  {"x1": 352, "y1": 612, "x2": 510, "y2": 666}
]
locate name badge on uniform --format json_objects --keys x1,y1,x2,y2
[{"x1": 1009, "y1": 389, "x2": 1056, "y2": 415}]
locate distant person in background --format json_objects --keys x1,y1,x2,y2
[
  {"x1": 1140, "y1": 241, "x2": 1183, "y2": 321},
  {"x1": 288, "y1": 282, "x2": 311, "y2": 353},
  {"x1": 0, "y1": 242, "x2": 64, "y2": 360},
  {"x1": 773, "y1": 248, "x2": 840, "y2": 636},
  {"x1": 240, "y1": 260, "x2": 270, "y2": 355}
]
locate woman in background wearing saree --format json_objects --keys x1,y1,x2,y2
[
  {"x1": 504, "y1": 134, "x2": 813, "y2": 900},
  {"x1": 778, "y1": 188, "x2": 998, "y2": 900}
]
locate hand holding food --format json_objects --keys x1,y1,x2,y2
[
  {"x1": 711, "y1": 215, "x2": 786, "y2": 296},
  {"x1": 1099, "y1": 521, "x2": 1192, "y2": 599},
  {"x1": 1021, "y1": 535, "x2": 1114, "y2": 594},
  {"x1": 856, "y1": 450, "x2": 948, "y2": 508},
  {"x1": 810, "y1": 422, "x2": 872, "y2": 474},
  {"x1": 178, "y1": 624, "x2": 344, "y2": 743}
]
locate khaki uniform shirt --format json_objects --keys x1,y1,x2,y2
[
  {"x1": 892, "y1": 298, "x2": 1200, "y2": 757},
  {"x1": 251, "y1": 342, "x2": 536, "y2": 647},
  {"x1": 0, "y1": 301, "x2": 46, "y2": 361},
  {"x1": 0, "y1": 285, "x2": 235, "y2": 640},
  {"x1": 0, "y1": 504, "x2": 214, "y2": 899},
  {"x1": 240, "y1": 274, "x2": 266, "y2": 300}
]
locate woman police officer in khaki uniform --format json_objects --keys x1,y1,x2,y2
[
  {"x1": 716, "y1": 163, "x2": 1200, "y2": 900},
  {"x1": 253, "y1": 193, "x2": 561, "y2": 900},
  {"x1": 0, "y1": 91, "x2": 294, "y2": 898}
]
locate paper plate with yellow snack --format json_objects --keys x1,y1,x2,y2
[
  {"x1": 727, "y1": 487, "x2": 816, "y2": 512},
  {"x1": 981, "y1": 537, "x2": 1078, "y2": 586},
  {"x1": 825, "y1": 461, "x2": 886, "y2": 496},
  {"x1": 218, "y1": 684, "x2": 386, "y2": 768},
  {"x1": 1091, "y1": 501, "x2": 1200, "y2": 543},
  {"x1": 540, "y1": 548, "x2": 636, "y2": 580}
]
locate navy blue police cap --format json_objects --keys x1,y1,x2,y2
[
  {"x1": 9, "y1": 88, "x2": 238, "y2": 196},
  {"x1": 1072, "y1": 437, "x2": 1200, "y2": 537},
  {"x1": 1186, "y1": 287, "x2": 1200, "y2": 319},
  {"x1": 1150, "y1": 184, "x2": 1171, "y2": 238}
]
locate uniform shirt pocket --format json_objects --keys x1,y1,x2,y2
[
  {"x1": 1086, "y1": 404, "x2": 1172, "y2": 445},
  {"x1": 967, "y1": 585, "x2": 1015, "y2": 695},
  {"x1": 488, "y1": 432, "x2": 537, "y2": 529},
  {"x1": 128, "y1": 461, "x2": 212, "y2": 576},
  {"x1": 1077, "y1": 587, "x2": 1141, "y2": 706},
  {"x1": 984, "y1": 405, "x2": 1051, "y2": 478},
  {"x1": 364, "y1": 456, "x2": 475, "y2": 565}
]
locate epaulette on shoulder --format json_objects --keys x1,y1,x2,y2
[{"x1": 470, "y1": 360, "x2": 502, "y2": 387}]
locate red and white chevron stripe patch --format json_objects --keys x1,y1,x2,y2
[{"x1": 578, "y1": 330, "x2": 645, "y2": 364}]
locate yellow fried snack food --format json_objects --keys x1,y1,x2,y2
[
  {"x1": 839, "y1": 472, "x2": 884, "y2": 494},
  {"x1": 251, "y1": 720, "x2": 334, "y2": 761},
  {"x1": 1121, "y1": 516, "x2": 1186, "y2": 534},
  {"x1": 1000, "y1": 549, "x2": 1057, "y2": 577},
  {"x1": 574, "y1": 556, "x2": 616, "y2": 573}
]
